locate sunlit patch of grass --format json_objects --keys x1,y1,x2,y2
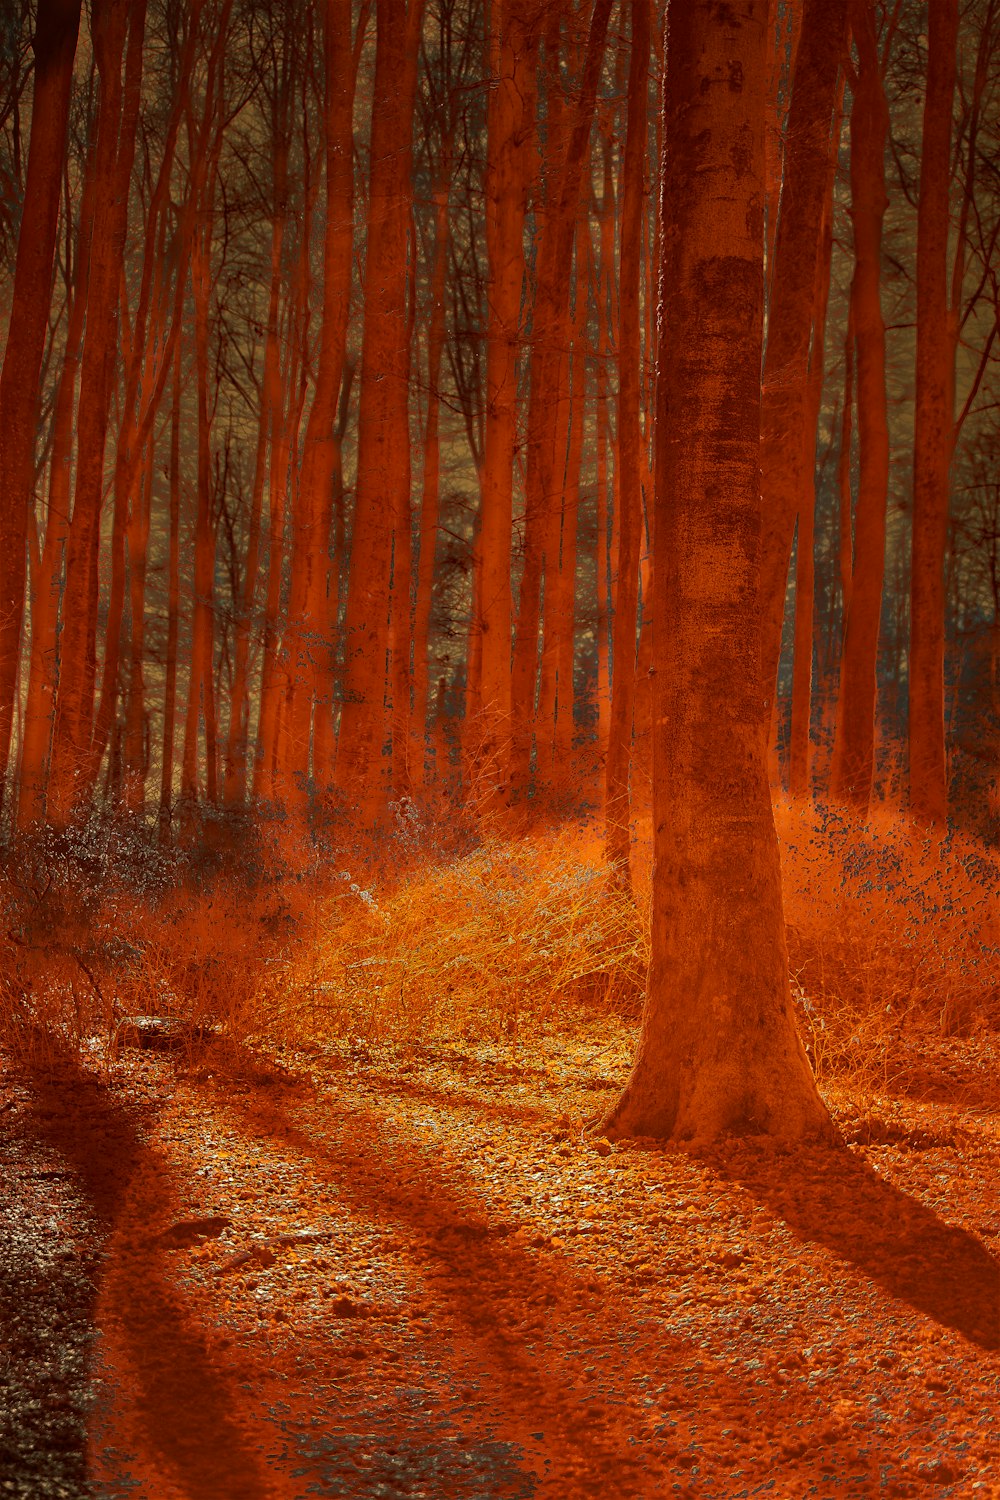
[
  {"x1": 2, "y1": 797, "x2": 998, "y2": 1114},
  {"x1": 775, "y1": 796, "x2": 1000, "y2": 1095},
  {"x1": 270, "y1": 826, "x2": 647, "y2": 1050}
]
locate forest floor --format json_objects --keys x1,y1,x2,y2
[{"x1": 1, "y1": 1019, "x2": 998, "y2": 1500}]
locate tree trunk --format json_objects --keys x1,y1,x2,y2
[
  {"x1": 909, "y1": 0, "x2": 958, "y2": 827},
  {"x1": 602, "y1": 0, "x2": 834, "y2": 1147},
  {"x1": 605, "y1": 0, "x2": 648, "y2": 880},
  {"x1": 0, "y1": 0, "x2": 82, "y2": 807},
  {"x1": 285, "y1": 0, "x2": 355, "y2": 800},
  {"x1": 829, "y1": 1, "x2": 890, "y2": 812},
  {"x1": 509, "y1": 0, "x2": 614, "y2": 798},
  {"x1": 159, "y1": 339, "x2": 183, "y2": 833},
  {"x1": 334, "y1": 0, "x2": 426, "y2": 824},
  {"x1": 411, "y1": 144, "x2": 453, "y2": 786},
  {"x1": 758, "y1": 0, "x2": 849, "y2": 718},
  {"x1": 470, "y1": 0, "x2": 538, "y2": 810},
  {"x1": 788, "y1": 88, "x2": 842, "y2": 797},
  {"x1": 47, "y1": 0, "x2": 146, "y2": 827}
]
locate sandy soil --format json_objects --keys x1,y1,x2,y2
[{"x1": 1, "y1": 1024, "x2": 998, "y2": 1499}]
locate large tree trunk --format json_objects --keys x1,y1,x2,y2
[
  {"x1": 909, "y1": 0, "x2": 958, "y2": 827},
  {"x1": 0, "y1": 0, "x2": 82, "y2": 807},
  {"x1": 602, "y1": 0, "x2": 833, "y2": 1147},
  {"x1": 605, "y1": 0, "x2": 648, "y2": 880},
  {"x1": 758, "y1": 0, "x2": 848, "y2": 718},
  {"x1": 829, "y1": 0, "x2": 890, "y2": 812},
  {"x1": 334, "y1": 0, "x2": 426, "y2": 825}
]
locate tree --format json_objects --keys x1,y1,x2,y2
[
  {"x1": 334, "y1": 0, "x2": 427, "y2": 824},
  {"x1": 829, "y1": 0, "x2": 892, "y2": 812},
  {"x1": 0, "y1": 0, "x2": 82, "y2": 807},
  {"x1": 602, "y1": 0, "x2": 834, "y2": 1145},
  {"x1": 605, "y1": 0, "x2": 649, "y2": 881},
  {"x1": 909, "y1": 0, "x2": 959, "y2": 826}
]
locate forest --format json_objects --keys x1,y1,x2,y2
[{"x1": 0, "y1": 0, "x2": 998, "y2": 1495}]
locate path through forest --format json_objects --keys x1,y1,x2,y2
[{"x1": 1, "y1": 1028, "x2": 998, "y2": 1498}]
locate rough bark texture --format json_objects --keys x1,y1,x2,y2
[
  {"x1": 602, "y1": 0, "x2": 835, "y2": 1146},
  {"x1": 909, "y1": 0, "x2": 958, "y2": 827},
  {"x1": 0, "y1": 0, "x2": 83, "y2": 801}
]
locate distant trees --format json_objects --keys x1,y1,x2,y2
[{"x1": 0, "y1": 0, "x2": 998, "y2": 841}]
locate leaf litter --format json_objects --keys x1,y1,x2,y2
[{"x1": 1, "y1": 1020, "x2": 998, "y2": 1499}]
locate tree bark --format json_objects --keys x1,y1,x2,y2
[
  {"x1": 605, "y1": 0, "x2": 648, "y2": 880},
  {"x1": 334, "y1": 0, "x2": 426, "y2": 824},
  {"x1": 602, "y1": 0, "x2": 834, "y2": 1146},
  {"x1": 285, "y1": 0, "x2": 355, "y2": 800},
  {"x1": 47, "y1": 0, "x2": 146, "y2": 827},
  {"x1": 829, "y1": 0, "x2": 890, "y2": 812},
  {"x1": 509, "y1": 0, "x2": 614, "y2": 798},
  {"x1": 0, "y1": 0, "x2": 82, "y2": 807},
  {"x1": 758, "y1": 0, "x2": 848, "y2": 718},
  {"x1": 909, "y1": 0, "x2": 958, "y2": 827}
]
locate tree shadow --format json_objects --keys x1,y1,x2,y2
[
  {"x1": 219, "y1": 1084, "x2": 899, "y2": 1497},
  {"x1": 6, "y1": 1058, "x2": 274, "y2": 1499},
  {"x1": 708, "y1": 1137, "x2": 999, "y2": 1350}
]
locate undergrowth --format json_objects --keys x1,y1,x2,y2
[{"x1": 1, "y1": 796, "x2": 998, "y2": 1109}]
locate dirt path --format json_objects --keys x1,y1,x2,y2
[{"x1": 3, "y1": 1031, "x2": 999, "y2": 1498}]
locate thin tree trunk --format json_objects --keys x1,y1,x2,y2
[
  {"x1": 334, "y1": 0, "x2": 427, "y2": 825},
  {"x1": 411, "y1": 143, "x2": 453, "y2": 786},
  {"x1": 285, "y1": 0, "x2": 355, "y2": 800},
  {"x1": 605, "y1": 0, "x2": 648, "y2": 879},
  {"x1": 830, "y1": 1, "x2": 891, "y2": 812},
  {"x1": 158, "y1": 338, "x2": 183, "y2": 832},
  {"x1": 758, "y1": 0, "x2": 849, "y2": 718},
  {"x1": 470, "y1": 0, "x2": 538, "y2": 810},
  {"x1": 909, "y1": 0, "x2": 958, "y2": 826},
  {"x1": 509, "y1": 0, "x2": 614, "y2": 798},
  {"x1": 788, "y1": 88, "x2": 842, "y2": 797}
]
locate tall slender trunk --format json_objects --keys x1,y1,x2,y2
[
  {"x1": 411, "y1": 144, "x2": 453, "y2": 786},
  {"x1": 16, "y1": 139, "x2": 98, "y2": 830},
  {"x1": 909, "y1": 0, "x2": 958, "y2": 826},
  {"x1": 285, "y1": 0, "x2": 356, "y2": 800},
  {"x1": 158, "y1": 339, "x2": 183, "y2": 833},
  {"x1": 509, "y1": 0, "x2": 614, "y2": 798},
  {"x1": 181, "y1": 197, "x2": 220, "y2": 807},
  {"x1": 758, "y1": 0, "x2": 849, "y2": 717},
  {"x1": 830, "y1": 1, "x2": 890, "y2": 811},
  {"x1": 47, "y1": 0, "x2": 146, "y2": 826},
  {"x1": 224, "y1": 125, "x2": 289, "y2": 807},
  {"x1": 788, "y1": 87, "x2": 842, "y2": 796},
  {"x1": 605, "y1": 0, "x2": 648, "y2": 878},
  {"x1": 122, "y1": 443, "x2": 155, "y2": 813},
  {"x1": 334, "y1": 0, "x2": 427, "y2": 824},
  {"x1": 470, "y1": 0, "x2": 538, "y2": 809},
  {"x1": 0, "y1": 0, "x2": 83, "y2": 807}
]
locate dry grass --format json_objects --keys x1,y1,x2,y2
[{"x1": 2, "y1": 798, "x2": 998, "y2": 1110}]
